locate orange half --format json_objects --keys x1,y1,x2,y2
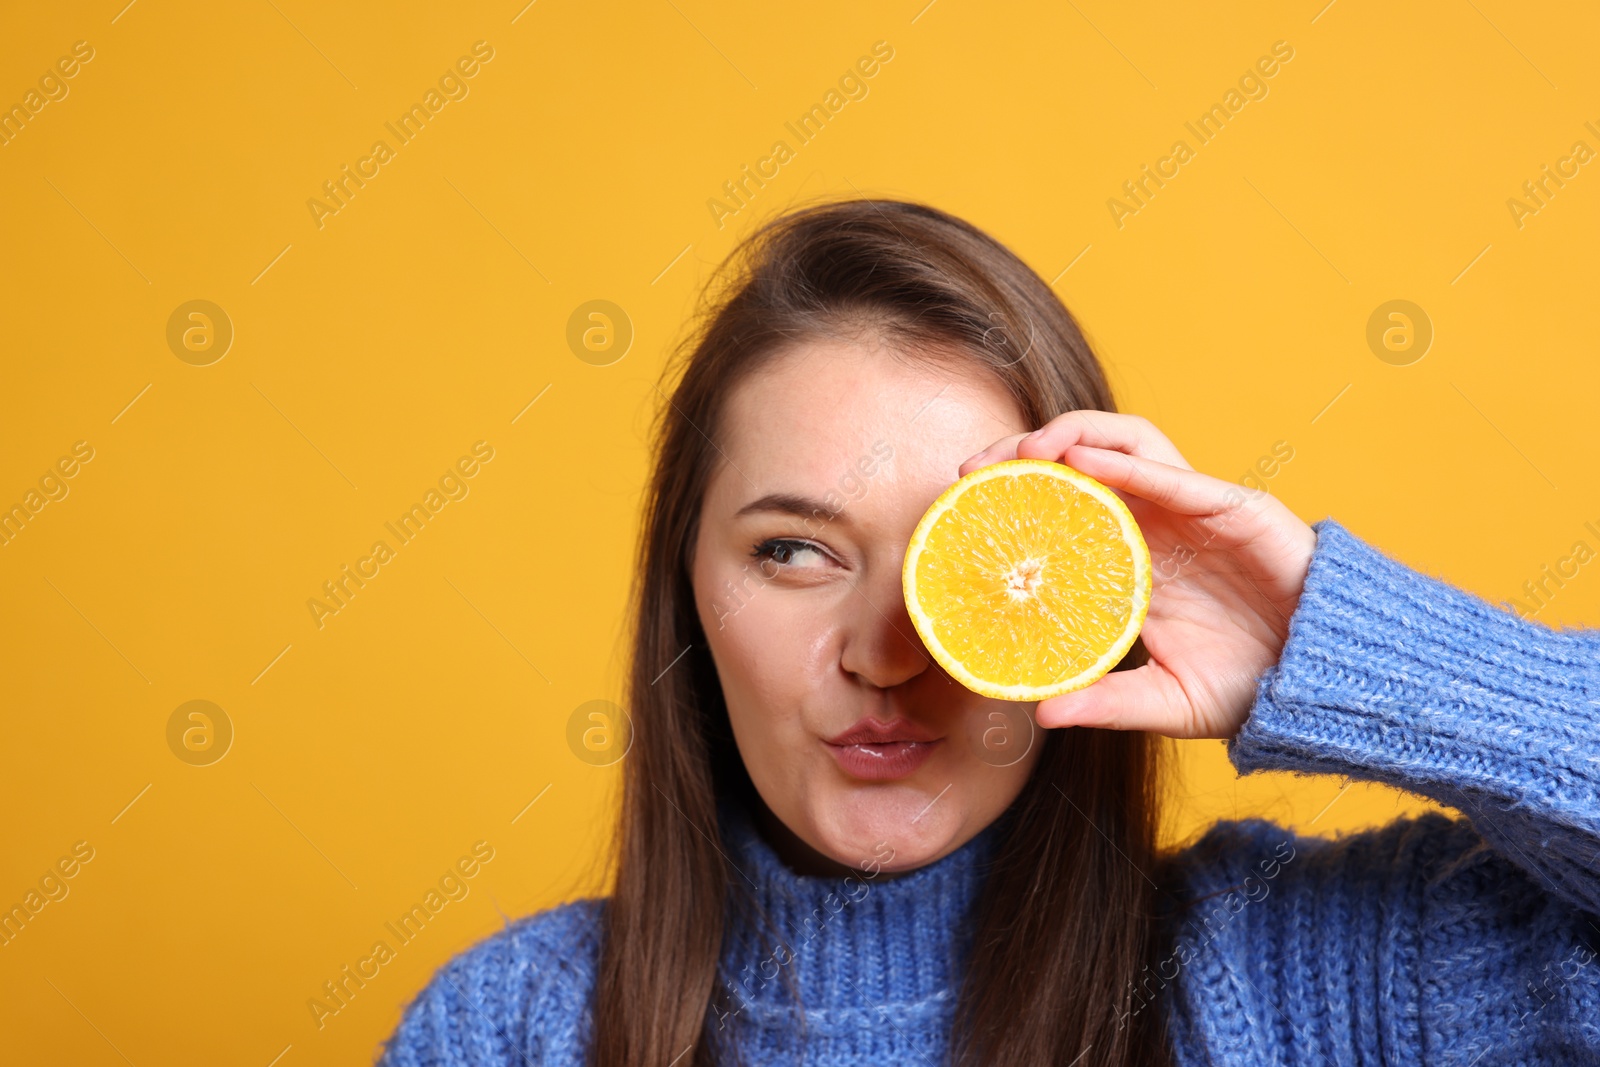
[{"x1": 902, "y1": 458, "x2": 1151, "y2": 701}]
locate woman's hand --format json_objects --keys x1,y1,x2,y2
[{"x1": 959, "y1": 410, "x2": 1317, "y2": 740}]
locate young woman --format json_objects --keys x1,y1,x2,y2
[{"x1": 380, "y1": 199, "x2": 1600, "y2": 1066}]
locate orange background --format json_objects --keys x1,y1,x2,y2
[{"x1": 2, "y1": 1, "x2": 1597, "y2": 1063}]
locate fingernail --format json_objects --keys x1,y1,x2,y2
[{"x1": 1023, "y1": 429, "x2": 1044, "y2": 441}]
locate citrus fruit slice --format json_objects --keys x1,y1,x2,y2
[{"x1": 902, "y1": 458, "x2": 1151, "y2": 701}]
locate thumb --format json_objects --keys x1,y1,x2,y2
[{"x1": 1034, "y1": 662, "x2": 1187, "y2": 733}]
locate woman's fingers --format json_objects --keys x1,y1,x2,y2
[
  {"x1": 959, "y1": 438, "x2": 1237, "y2": 524},
  {"x1": 960, "y1": 410, "x2": 1195, "y2": 479},
  {"x1": 1061, "y1": 445, "x2": 1241, "y2": 518},
  {"x1": 1021, "y1": 410, "x2": 1194, "y2": 469},
  {"x1": 957, "y1": 432, "x2": 1031, "y2": 477},
  {"x1": 1033, "y1": 661, "x2": 1196, "y2": 735}
]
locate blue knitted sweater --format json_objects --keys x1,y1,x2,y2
[{"x1": 379, "y1": 518, "x2": 1600, "y2": 1064}]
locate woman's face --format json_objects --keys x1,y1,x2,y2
[{"x1": 690, "y1": 334, "x2": 1044, "y2": 876}]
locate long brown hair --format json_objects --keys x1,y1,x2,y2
[{"x1": 592, "y1": 198, "x2": 1170, "y2": 1066}]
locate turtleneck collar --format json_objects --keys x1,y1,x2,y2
[{"x1": 712, "y1": 796, "x2": 1005, "y2": 1047}]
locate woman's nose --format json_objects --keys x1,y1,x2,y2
[{"x1": 838, "y1": 568, "x2": 930, "y2": 690}]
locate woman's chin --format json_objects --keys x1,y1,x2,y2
[{"x1": 815, "y1": 784, "x2": 969, "y2": 874}]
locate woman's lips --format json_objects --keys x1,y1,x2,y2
[{"x1": 824, "y1": 738, "x2": 942, "y2": 781}]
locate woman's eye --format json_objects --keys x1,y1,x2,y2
[{"x1": 752, "y1": 538, "x2": 829, "y2": 569}]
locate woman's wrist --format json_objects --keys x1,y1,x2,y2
[{"x1": 1229, "y1": 517, "x2": 1599, "y2": 787}]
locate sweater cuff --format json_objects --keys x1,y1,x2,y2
[{"x1": 1229, "y1": 518, "x2": 1600, "y2": 817}]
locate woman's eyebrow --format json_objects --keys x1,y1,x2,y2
[{"x1": 735, "y1": 492, "x2": 847, "y2": 525}]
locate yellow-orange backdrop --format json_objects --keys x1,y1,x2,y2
[{"x1": 3, "y1": 1, "x2": 1597, "y2": 1062}]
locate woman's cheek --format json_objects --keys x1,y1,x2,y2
[
  {"x1": 964, "y1": 702, "x2": 1040, "y2": 769},
  {"x1": 716, "y1": 586, "x2": 822, "y2": 708}
]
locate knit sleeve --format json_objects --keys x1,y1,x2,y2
[
  {"x1": 377, "y1": 898, "x2": 602, "y2": 1066},
  {"x1": 1227, "y1": 516, "x2": 1600, "y2": 916},
  {"x1": 1155, "y1": 517, "x2": 1600, "y2": 1065}
]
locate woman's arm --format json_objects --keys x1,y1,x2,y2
[
  {"x1": 1231, "y1": 517, "x2": 1600, "y2": 916},
  {"x1": 1157, "y1": 518, "x2": 1600, "y2": 1066}
]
